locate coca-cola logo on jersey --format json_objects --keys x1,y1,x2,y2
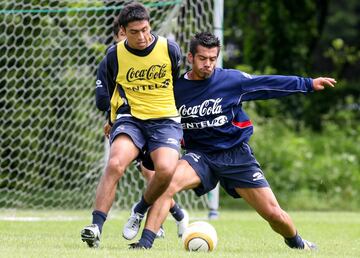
[
  {"x1": 179, "y1": 98, "x2": 223, "y2": 118},
  {"x1": 126, "y1": 64, "x2": 167, "y2": 82}
]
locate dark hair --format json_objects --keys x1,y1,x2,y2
[
  {"x1": 189, "y1": 32, "x2": 221, "y2": 56},
  {"x1": 112, "y1": 15, "x2": 121, "y2": 36},
  {"x1": 118, "y1": 2, "x2": 150, "y2": 28}
]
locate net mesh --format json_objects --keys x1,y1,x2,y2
[{"x1": 0, "y1": 0, "x2": 215, "y2": 210}]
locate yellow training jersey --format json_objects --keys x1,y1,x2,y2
[{"x1": 110, "y1": 36, "x2": 178, "y2": 122}]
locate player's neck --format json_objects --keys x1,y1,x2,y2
[
  {"x1": 186, "y1": 70, "x2": 211, "y2": 81},
  {"x1": 187, "y1": 71, "x2": 199, "y2": 80}
]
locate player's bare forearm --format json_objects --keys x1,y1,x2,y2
[{"x1": 312, "y1": 77, "x2": 337, "y2": 91}]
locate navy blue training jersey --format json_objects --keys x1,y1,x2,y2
[{"x1": 174, "y1": 68, "x2": 313, "y2": 152}]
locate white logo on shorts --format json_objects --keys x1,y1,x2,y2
[
  {"x1": 252, "y1": 172, "x2": 264, "y2": 181},
  {"x1": 166, "y1": 138, "x2": 179, "y2": 146},
  {"x1": 186, "y1": 153, "x2": 201, "y2": 162},
  {"x1": 114, "y1": 125, "x2": 125, "y2": 133}
]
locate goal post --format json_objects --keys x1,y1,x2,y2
[{"x1": 0, "y1": 0, "x2": 222, "y2": 211}]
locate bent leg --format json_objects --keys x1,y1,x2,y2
[
  {"x1": 144, "y1": 160, "x2": 201, "y2": 235},
  {"x1": 94, "y1": 134, "x2": 139, "y2": 213},
  {"x1": 144, "y1": 147, "x2": 179, "y2": 204},
  {"x1": 236, "y1": 187, "x2": 296, "y2": 238},
  {"x1": 235, "y1": 187, "x2": 317, "y2": 250},
  {"x1": 140, "y1": 163, "x2": 180, "y2": 217}
]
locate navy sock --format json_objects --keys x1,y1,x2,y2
[
  {"x1": 285, "y1": 232, "x2": 305, "y2": 249},
  {"x1": 92, "y1": 210, "x2": 107, "y2": 233},
  {"x1": 134, "y1": 195, "x2": 151, "y2": 215},
  {"x1": 169, "y1": 203, "x2": 184, "y2": 221},
  {"x1": 139, "y1": 229, "x2": 156, "y2": 249}
]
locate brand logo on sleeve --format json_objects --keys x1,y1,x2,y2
[{"x1": 95, "y1": 80, "x2": 102, "y2": 88}]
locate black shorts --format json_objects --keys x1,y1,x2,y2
[{"x1": 182, "y1": 142, "x2": 269, "y2": 198}]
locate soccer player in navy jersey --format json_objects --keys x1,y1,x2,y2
[
  {"x1": 81, "y1": 2, "x2": 187, "y2": 248},
  {"x1": 128, "y1": 32, "x2": 336, "y2": 250}
]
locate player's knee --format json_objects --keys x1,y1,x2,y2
[
  {"x1": 106, "y1": 157, "x2": 126, "y2": 178},
  {"x1": 154, "y1": 164, "x2": 176, "y2": 181},
  {"x1": 154, "y1": 158, "x2": 177, "y2": 174}
]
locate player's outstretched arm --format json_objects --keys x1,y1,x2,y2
[{"x1": 312, "y1": 77, "x2": 337, "y2": 91}]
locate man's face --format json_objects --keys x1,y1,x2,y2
[
  {"x1": 122, "y1": 20, "x2": 152, "y2": 50},
  {"x1": 188, "y1": 45, "x2": 218, "y2": 80}
]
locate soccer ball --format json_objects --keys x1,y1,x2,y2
[{"x1": 182, "y1": 221, "x2": 217, "y2": 252}]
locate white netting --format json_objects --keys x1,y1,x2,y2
[{"x1": 0, "y1": 0, "x2": 215, "y2": 210}]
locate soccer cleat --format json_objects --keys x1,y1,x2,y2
[
  {"x1": 123, "y1": 204, "x2": 144, "y2": 240},
  {"x1": 302, "y1": 239, "x2": 317, "y2": 250},
  {"x1": 128, "y1": 242, "x2": 147, "y2": 250},
  {"x1": 81, "y1": 224, "x2": 101, "y2": 248},
  {"x1": 176, "y1": 208, "x2": 189, "y2": 238},
  {"x1": 156, "y1": 225, "x2": 165, "y2": 239}
]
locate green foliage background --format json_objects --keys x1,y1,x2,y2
[
  {"x1": 221, "y1": 0, "x2": 360, "y2": 210},
  {"x1": 0, "y1": 1, "x2": 359, "y2": 210}
]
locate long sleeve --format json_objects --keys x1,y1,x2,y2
[
  {"x1": 237, "y1": 73, "x2": 313, "y2": 103},
  {"x1": 95, "y1": 57, "x2": 110, "y2": 111}
]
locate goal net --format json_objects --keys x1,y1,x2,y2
[{"x1": 0, "y1": 0, "x2": 215, "y2": 211}]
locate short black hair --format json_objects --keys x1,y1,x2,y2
[
  {"x1": 189, "y1": 32, "x2": 221, "y2": 56},
  {"x1": 112, "y1": 15, "x2": 121, "y2": 36},
  {"x1": 118, "y1": 2, "x2": 150, "y2": 28}
]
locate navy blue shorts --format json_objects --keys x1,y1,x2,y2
[
  {"x1": 181, "y1": 142, "x2": 269, "y2": 198},
  {"x1": 109, "y1": 116, "x2": 183, "y2": 153}
]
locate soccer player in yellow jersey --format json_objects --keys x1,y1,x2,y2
[{"x1": 81, "y1": 2, "x2": 184, "y2": 248}]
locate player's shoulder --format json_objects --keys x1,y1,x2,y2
[
  {"x1": 165, "y1": 37, "x2": 181, "y2": 55},
  {"x1": 166, "y1": 37, "x2": 180, "y2": 47},
  {"x1": 104, "y1": 42, "x2": 120, "y2": 63},
  {"x1": 216, "y1": 68, "x2": 253, "y2": 79},
  {"x1": 105, "y1": 43, "x2": 117, "y2": 55},
  {"x1": 105, "y1": 44, "x2": 116, "y2": 57}
]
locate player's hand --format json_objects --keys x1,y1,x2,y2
[
  {"x1": 103, "y1": 122, "x2": 112, "y2": 139},
  {"x1": 312, "y1": 77, "x2": 337, "y2": 91}
]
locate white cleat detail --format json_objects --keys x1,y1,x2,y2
[{"x1": 81, "y1": 224, "x2": 101, "y2": 248}]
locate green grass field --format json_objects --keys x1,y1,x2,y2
[{"x1": 0, "y1": 210, "x2": 359, "y2": 258}]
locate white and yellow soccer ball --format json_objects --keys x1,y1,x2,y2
[{"x1": 182, "y1": 221, "x2": 218, "y2": 252}]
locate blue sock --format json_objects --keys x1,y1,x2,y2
[
  {"x1": 92, "y1": 210, "x2": 107, "y2": 233},
  {"x1": 134, "y1": 195, "x2": 151, "y2": 215},
  {"x1": 169, "y1": 203, "x2": 184, "y2": 221},
  {"x1": 139, "y1": 229, "x2": 156, "y2": 249},
  {"x1": 285, "y1": 232, "x2": 305, "y2": 249}
]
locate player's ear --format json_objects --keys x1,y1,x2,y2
[
  {"x1": 115, "y1": 33, "x2": 126, "y2": 43},
  {"x1": 187, "y1": 52, "x2": 194, "y2": 64},
  {"x1": 120, "y1": 25, "x2": 126, "y2": 35}
]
